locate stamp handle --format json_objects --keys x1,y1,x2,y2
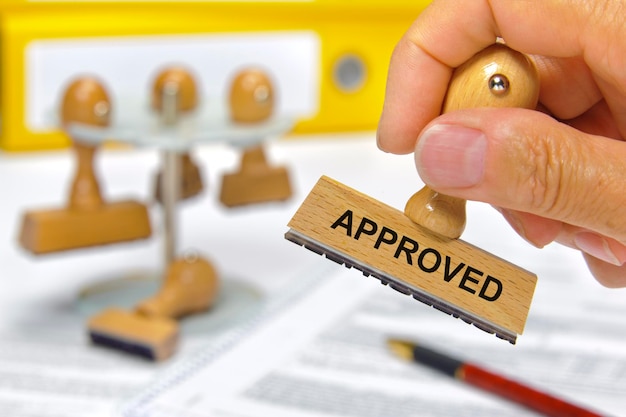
[{"x1": 404, "y1": 43, "x2": 540, "y2": 239}]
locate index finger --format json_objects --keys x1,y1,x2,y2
[{"x1": 376, "y1": 0, "x2": 592, "y2": 154}]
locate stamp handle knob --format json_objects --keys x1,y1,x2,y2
[{"x1": 404, "y1": 43, "x2": 540, "y2": 239}]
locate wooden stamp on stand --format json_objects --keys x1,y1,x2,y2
[
  {"x1": 152, "y1": 67, "x2": 204, "y2": 203},
  {"x1": 286, "y1": 44, "x2": 539, "y2": 344},
  {"x1": 219, "y1": 68, "x2": 293, "y2": 207},
  {"x1": 19, "y1": 77, "x2": 152, "y2": 254}
]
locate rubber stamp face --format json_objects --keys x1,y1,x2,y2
[
  {"x1": 61, "y1": 77, "x2": 111, "y2": 127},
  {"x1": 151, "y1": 67, "x2": 198, "y2": 113},
  {"x1": 229, "y1": 68, "x2": 275, "y2": 123}
]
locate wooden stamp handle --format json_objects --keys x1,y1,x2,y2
[
  {"x1": 404, "y1": 43, "x2": 540, "y2": 239},
  {"x1": 229, "y1": 68, "x2": 275, "y2": 123},
  {"x1": 151, "y1": 67, "x2": 198, "y2": 120},
  {"x1": 69, "y1": 142, "x2": 103, "y2": 210},
  {"x1": 239, "y1": 145, "x2": 270, "y2": 173},
  {"x1": 61, "y1": 77, "x2": 112, "y2": 210}
]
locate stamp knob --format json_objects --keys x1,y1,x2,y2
[{"x1": 229, "y1": 68, "x2": 275, "y2": 123}]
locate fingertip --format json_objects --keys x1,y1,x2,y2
[
  {"x1": 574, "y1": 232, "x2": 624, "y2": 267},
  {"x1": 375, "y1": 130, "x2": 390, "y2": 153},
  {"x1": 498, "y1": 209, "x2": 562, "y2": 249},
  {"x1": 376, "y1": 118, "x2": 416, "y2": 155},
  {"x1": 583, "y1": 254, "x2": 626, "y2": 288},
  {"x1": 377, "y1": 35, "x2": 452, "y2": 156}
]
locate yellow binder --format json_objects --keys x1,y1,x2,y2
[{"x1": 0, "y1": 1, "x2": 431, "y2": 151}]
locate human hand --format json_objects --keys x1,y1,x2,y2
[{"x1": 376, "y1": 0, "x2": 626, "y2": 286}]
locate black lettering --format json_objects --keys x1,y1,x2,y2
[
  {"x1": 394, "y1": 236, "x2": 419, "y2": 264},
  {"x1": 354, "y1": 217, "x2": 378, "y2": 240},
  {"x1": 443, "y1": 256, "x2": 465, "y2": 282},
  {"x1": 459, "y1": 266, "x2": 483, "y2": 294},
  {"x1": 374, "y1": 226, "x2": 398, "y2": 249},
  {"x1": 479, "y1": 276, "x2": 503, "y2": 302},
  {"x1": 331, "y1": 210, "x2": 353, "y2": 236},
  {"x1": 417, "y1": 248, "x2": 441, "y2": 273}
]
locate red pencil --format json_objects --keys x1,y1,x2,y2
[{"x1": 387, "y1": 339, "x2": 604, "y2": 417}]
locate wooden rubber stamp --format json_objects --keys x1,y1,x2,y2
[
  {"x1": 87, "y1": 308, "x2": 179, "y2": 361},
  {"x1": 152, "y1": 66, "x2": 204, "y2": 203},
  {"x1": 219, "y1": 68, "x2": 292, "y2": 207},
  {"x1": 286, "y1": 44, "x2": 539, "y2": 344},
  {"x1": 19, "y1": 77, "x2": 151, "y2": 254}
]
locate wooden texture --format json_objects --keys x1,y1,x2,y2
[
  {"x1": 19, "y1": 201, "x2": 151, "y2": 254},
  {"x1": 60, "y1": 77, "x2": 111, "y2": 128},
  {"x1": 19, "y1": 77, "x2": 152, "y2": 254},
  {"x1": 219, "y1": 145, "x2": 292, "y2": 207},
  {"x1": 220, "y1": 68, "x2": 292, "y2": 206},
  {"x1": 287, "y1": 176, "x2": 537, "y2": 340},
  {"x1": 154, "y1": 153, "x2": 204, "y2": 203},
  {"x1": 87, "y1": 308, "x2": 179, "y2": 362},
  {"x1": 151, "y1": 66, "x2": 198, "y2": 113},
  {"x1": 228, "y1": 68, "x2": 275, "y2": 123},
  {"x1": 405, "y1": 44, "x2": 540, "y2": 239},
  {"x1": 135, "y1": 256, "x2": 219, "y2": 319}
]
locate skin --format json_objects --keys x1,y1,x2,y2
[{"x1": 376, "y1": 0, "x2": 626, "y2": 287}]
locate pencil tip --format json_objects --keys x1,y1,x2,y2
[{"x1": 387, "y1": 338, "x2": 414, "y2": 361}]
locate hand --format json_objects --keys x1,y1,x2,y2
[{"x1": 376, "y1": 0, "x2": 626, "y2": 286}]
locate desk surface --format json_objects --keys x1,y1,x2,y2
[{"x1": 1, "y1": 133, "x2": 624, "y2": 417}]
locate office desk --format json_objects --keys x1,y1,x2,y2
[{"x1": 1, "y1": 134, "x2": 625, "y2": 417}]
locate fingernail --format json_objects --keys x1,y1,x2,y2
[
  {"x1": 415, "y1": 124, "x2": 487, "y2": 188},
  {"x1": 574, "y1": 232, "x2": 622, "y2": 266}
]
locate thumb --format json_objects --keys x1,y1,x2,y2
[{"x1": 414, "y1": 108, "x2": 626, "y2": 244}]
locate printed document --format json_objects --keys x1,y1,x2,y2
[{"x1": 124, "y1": 244, "x2": 626, "y2": 417}]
